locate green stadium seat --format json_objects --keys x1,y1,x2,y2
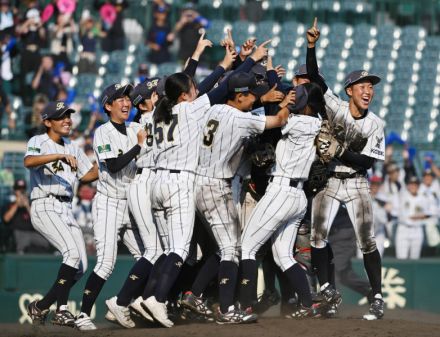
[{"x1": 157, "y1": 62, "x2": 181, "y2": 76}]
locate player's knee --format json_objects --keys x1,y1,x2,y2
[
  {"x1": 310, "y1": 233, "x2": 327, "y2": 248},
  {"x1": 220, "y1": 246, "x2": 240, "y2": 264},
  {"x1": 94, "y1": 256, "x2": 116, "y2": 280},
  {"x1": 63, "y1": 247, "x2": 82, "y2": 269},
  {"x1": 360, "y1": 238, "x2": 377, "y2": 254}
]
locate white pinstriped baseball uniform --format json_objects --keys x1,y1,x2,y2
[
  {"x1": 127, "y1": 112, "x2": 163, "y2": 264},
  {"x1": 26, "y1": 134, "x2": 92, "y2": 274},
  {"x1": 196, "y1": 104, "x2": 266, "y2": 264},
  {"x1": 151, "y1": 94, "x2": 211, "y2": 260},
  {"x1": 395, "y1": 188, "x2": 430, "y2": 259},
  {"x1": 311, "y1": 88, "x2": 385, "y2": 252},
  {"x1": 92, "y1": 121, "x2": 145, "y2": 280},
  {"x1": 241, "y1": 114, "x2": 321, "y2": 271}
]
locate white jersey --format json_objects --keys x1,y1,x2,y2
[
  {"x1": 197, "y1": 105, "x2": 266, "y2": 179},
  {"x1": 397, "y1": 188, "x2": 431, "y2": 227},
  {"x1": 324, "y1": 88, "x2": 386, "y2": 174},
  {"x1": 136, "y1": 112, "x2": 155, "y2": 169},
  {"x1": 153, "y1": 94, "x2": 211, "y2": 172},
  {"x1": 271, "y1": 114, "x2": 321, "y2": 180},
  {"x1": 419, "y1": 182, "x2": 440, "y2": 219},
  {"x1": 25, "y1": 133, "x2": 93, "y2": 200},
  {"x1": 93, "y1": 121, "x2": 141, "y2": 199}
]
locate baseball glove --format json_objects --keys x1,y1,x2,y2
[
  {"x1": 315, "y1": 121, "x2": 345, "y2": 163},
  {"x1": 251, "y1": 143, "x2": 275, "y2": 168},
  {"x1": 305, "y1": 160, "x2": 329, "y2": 196},
  {"x1": 348, "y1": 132, "x2": 368, "y2": 152}
]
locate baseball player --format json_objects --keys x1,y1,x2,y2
[
  {"x1": 24, "y1": 101, "x2": 98, "y2": 327},
  {"x1": 181, "y1": 72, "x2": 294, "y2": 324},
  {"x1": 395, "y1": 176, "x2": 430, "y2": 259},
  {"x1": 74, "y1": 83, "x2": 148, "y2": 330},
  {"x1": 140, "y1": 40, "x2": 271, "y2": 328},
  {"x1": 239, "y1": 83, "x2": 324, "y2": 319},
  {"x1": 306, "y1": 18, "x2": 386, "y2": 320},
  {"x1": 103, "y1": 78, "x2": 165, "y2": 328}
]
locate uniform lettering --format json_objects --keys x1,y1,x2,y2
[{"x1": 202, "y1": 119, "x2": 219, "y2": 147}]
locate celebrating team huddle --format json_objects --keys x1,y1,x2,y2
[{"x1": 24, "y1": 18, "x2": 385, "y2": 330}]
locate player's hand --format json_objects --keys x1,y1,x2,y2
[
  {"x1": 279, "y1": 90, "x2": 296, "y2": 108},
  {"x1": 137, "y1": 129, "x2": 148, "y2": 146},
  {"x1": 220, "y1": 28, "x2": 236, "y2": 52},
  {"x1": 250, "y1": 39, "x2": 271, "y2": 62},
  {"x1": 62, "y1": 154, "x2": 78, "y2": 171},
  {"x1": 219, "y1": 43, "x2": 237, "y2": 70},
  {"x1": 261, "y1": 84, "x2": 284, "y2": 104},
  {"x1": 306, "y1": 17, "x2": 320, "y2": 47},
  {"x1": 240, "y1": 38, "x2": 257, "y2": 60},
  {"x1": 266, "y1": 56, "x2": 274, "y2": 70},
  {"x1": 275, "y1": 65, "x2": 286, "y2": 79},
  {"x1": 193, "y1": 32, "x2": 213, "y2": 59}
]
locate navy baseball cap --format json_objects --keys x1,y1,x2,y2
[
  {"x1": 156, "y1": 76, "x2": 167, "y2": 97},
  {"x1": 130, "y1": 77, "x2": 160, "y2": 106},
  {"x1": 407, "y1": 175, "x2": 420, "y2": 184},
  {"x1": 251, "y1": 63, "x2": 267, "y2": 82},
  {"x1": 287, "y1": 84, "x2": 308, "y2": 113},
  {"x1": 41, "y1": 101, "x2": 75, "y2": 120},
  {"x1": 294, "y1": 64, "x2": 325, "y2": 80},
  {"x1": 344, "y1": 70, "x2": 381, "y2": 89},
  {"x1": 227, "y1": 72, "x2": 269, "y2": 97},
  {"x1": 100, "y1": 83, "x2": 133, "y2": 108}
]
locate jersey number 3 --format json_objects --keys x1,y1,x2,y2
[
  {"x1": 155, "y1": 115, "x2": 178, "y2": 144},
  {"x1": 203, "y1": 119, "x2": 219, "y2": 147}
]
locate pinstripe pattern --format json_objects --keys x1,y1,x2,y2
[
  {"x1": 150, "y1": 170, "x2": 196, "y2": 261},
  {"x1": 311, "y1": 176, "x2": 376, "y2": 253},
  {"x1": 324, "y1": 88, "x2": 385, "y2": 174},
  {"x1": 93, "y1": 121, "x2": 141, "y2": 199},
  {"x1": 241, "y1": 182, "x2": 307, "y2": 271},
  {"x1": 26, "y1": 134, "x2": 93, "y2": 200},
  {"x1": 195, "y1": 176, "x2": 240, "y2": 264},
  {"x1": 92, "y1": 192, "x2": 144, "y2": 280},
  {"x1": 127, "y1": 168, "x2": 162, "y2": 263},
  {"x1": 136, "y1": 112, "x2": 155, "y2": 169},
  {"x1": 31, "y1": 198, "x2": 87, "y2": 273}
]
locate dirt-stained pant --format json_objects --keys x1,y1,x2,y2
[{"x1": 311, "y1": 176, "x2": 377, "y2": 254}]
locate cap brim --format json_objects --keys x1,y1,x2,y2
[
  {"x1": 43, "y1": 107, "x2": 76, "y2": 120},
  {"x1": 114, "y1": 84, "x2": 134, "y2": 99},
  {"x1": 347, "y1": 75, "x2": 381, "y2": 88},
  {"x1": 250, "y1": 84, "x2": 270, "y2": 97}
]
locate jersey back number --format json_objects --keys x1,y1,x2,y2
[
  {"x1": 155, "y1": 115, "x2": 178, "y2": 145},
  {"x1": 203, "y1": 119, "x2": 219, "y2": 147}
]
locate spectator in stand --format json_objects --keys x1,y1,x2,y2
[
  {"x1": 2, "y1": 179, "x2": 50, "y2": 254},
  {"x1": 0, "y1": 30, "x2": 18, "y2": 96},
  {"x1": 0, "y1": 0, "x2": 15, "y2": 35},
  {"x1": 419, "y1": 169, "x2": 440, "y2": 248},
  {"x1": 78, "y1": 15, "x2": 101, "y2": 74},
  {"x1": 31, "y1": 55, "x2": 60, "y2": 100},
  {"x1": 17, "y1": 0, "x2": 46, "y2": 105},
  {"x1": 151, "y1": 0, "x2": 170, "y2": 21},
  {"x1": 395, "y1": 176, "x2": 431, "y2": 260},
  {"x1": 369, "y1": 176, "x2": 390, "y2": 257},
  {"x1": 169, "y1": 3, "x2": 209, "y2": 63},
  {"x1": 146, "y1": 6, "x2": 172, "y2": 64},
  {"x1": 49, "y1": 12, "x2": 76, "y2": 71},
  {"x1": 72, "y1": 181, "x2": 96, "y2": 255},
  {"x1": 25, "y1": 93, "x2": 48, "y2": 138},
  {"x1": 0, "y1": 83, "x2": 12, "y2": 136},
  {"x1": 96, "y1": 0, "x2": 127, "y2": 52}
]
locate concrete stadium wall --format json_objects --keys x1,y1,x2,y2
[{"x1": 0, "y1": 254, "x2": 438, "y2": 323}]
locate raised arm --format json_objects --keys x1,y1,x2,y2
[
  {"x1": 183, "y1": 32, "x2": 213, "y2": 77},
  {"x1": 306, "y1": 18, "x2": 328, "y2": 92}
]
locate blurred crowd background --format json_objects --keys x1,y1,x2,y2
[{"x1": 0, "y1": 0, "x2": 440, "y2": 259}]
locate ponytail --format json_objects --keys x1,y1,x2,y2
[{"x1": 154, "y1": 72, "x2": 194, "y2": 124}]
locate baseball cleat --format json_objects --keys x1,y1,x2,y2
[
  {"x1": 75, "y1": 312, "x2": 97, "y2": 330},
  {"x1": 51, "y1": 305, "x2": 76, "y2": 327},
  {"x1": 363, "y1": 297, "x2": 384, "y2": 320},
  {"x1": 323, "y1": 303, "x2": 339, "y2": 318},
  {"x1": 141, "y1": 296, "x2": 174, "y2": 328},
  {"x1": 253, "y1": 289, "x2": 281, "y2": 314},
  {"x1": 27, "y1": 300, "x2": 50, "y2": 325},
  {"x1": 320, "y1": 284, "x2": 342, "y2": 306},
  {"x1": 130, "y1": 296, "x2": 154, "y2": 322},
  {"x1": 216, "y1": 305, "x2": 258, "y2": 325},
  {"x1": 105, "y1": 310, "x2": 117, "y2": 323},
  {"x1": 105, "y1": 296, "x2": 135, "y2": 328},
  {"x1": 289, "y1": 303, "x2": 322, "y2": 319},
  {"x1": 181, "y1": 292, "x2": 213, "y2": 317}
]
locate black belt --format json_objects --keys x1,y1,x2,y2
[
  {"x1": 50, "y1": 195, "x2": 72, "y2": 203},
  {"x1": 136, "y1": 168, "x2": 143, "y2": 174},
  {"x1": 269, "y1": 176, "x2": 301, "y2": 188},
  {"x1": 153, "y1": 168, "x2": 181, "y2": 174},
  {"x1": 331, "y1": 171, "x2": 366, "y2": 179}
]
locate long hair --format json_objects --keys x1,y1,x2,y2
[
  {"x1": 154, "y1": 72, "x2": 194, "y2": 124},
  {"x1": 303, "y1": 82, "x2": 328, "y2": 120}
]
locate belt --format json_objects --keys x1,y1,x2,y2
[
  {"x1": 136, "y1": 168, "x2": 143, "y2": 174},
  {"x1": 153, "y1": 168, "x2": 181, "y2": 174},
  {"x1": 331, "y1": 171, "x2": 366, "y2": 180},
  {"x1": 49, "y1": 194, "x2": 72, "y2": 203},
  {"x1": 269, "y1": 176, "x2": 303, "y2": 189}
]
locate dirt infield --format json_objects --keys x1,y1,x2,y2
[{"x1": 2, "y1": 305, "x2": 440, "y2": 337}]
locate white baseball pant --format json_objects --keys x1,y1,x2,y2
[{"x1": 395, "y1": 225, "x2": 424, "y2": 259}]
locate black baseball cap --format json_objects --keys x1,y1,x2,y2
[
  {"x1": 287, "y1": 84, "x2": 308, "y2": 113},
  {"x1": 251, "y1": 63, "x2": 267, "y2": 82},
  {"x1": 423, "y1": 169, "x2": 435, "y2": 177},
  {"x1": 344, "y1": 70, "x2": 381, "y2": 89},
  {"x1": 100, "y1": 83, "x2": 134, "y2": 108},
  {"x1": 41, "y1": 101, "x2": 75, "y2": 121},
  {"x1": 156, "y1": 76, "x2": 167, "y2": 97},
  {"x1": 130, "y1": 77, "x2": 160, "y2": 106},
  {"x1": 227, "y1": 72, "x2": 269, "y2": 97},
  {"x1": 294, "y1": 64, "x2": 325, "y2": 80},
  {"x1": 407, "y1": 175, "x2": 420, "y2": 185}
]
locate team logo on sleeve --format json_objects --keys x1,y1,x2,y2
[
  {"x1": 97, "y1": 144, "x2": 111, "y2": 153},
  {"x1": 375, "y1": 136, "x2": 383, "y2": 148},
  {"x1": 28, "y1": 146, "x2": 40, "y2": 153}
]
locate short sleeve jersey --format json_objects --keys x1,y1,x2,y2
[{"x1": 136, "y1": 112, "x2": 155, "y2": 169}]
